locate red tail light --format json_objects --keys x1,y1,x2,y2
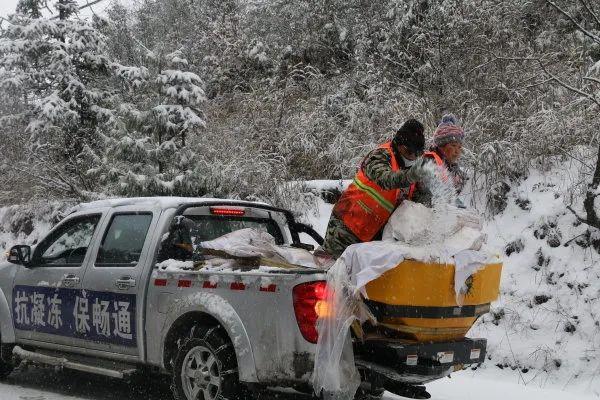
[
  {"x1": 292, "y1": 281, "x2": 330, "y2": 344},
  {"x1": 210, "y1": 207, "x2": 245, "y2": 216}
]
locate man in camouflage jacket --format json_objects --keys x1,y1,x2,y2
[{"x1": 320, "y1": 120, "x2": 429, "y2": 259}]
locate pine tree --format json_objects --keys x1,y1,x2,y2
[
  {"x1": 0, "y1": 0, "x2": 116, "y2": 199},
  {"x1": 96, "y1": 49, "x2": 207, "y2": 196}
]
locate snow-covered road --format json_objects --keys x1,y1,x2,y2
[{"x1": 0, "y1": 367, "x2": 595, "y2": 400}]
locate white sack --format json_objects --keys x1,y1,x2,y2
[
  {"x1": 200, "y1": 228, "x2": 316, "y2": 268},
  {"x1": 201, "y1": 228, "x2": 276, "y2": 257},
  {"x1": 382, "y1": 201, "x2": 484, "y2": 245},
  {"x1": 444, "y1": 226, "x2": 487, "y2": 253},
  {"x1": 382, "y1": 201, "x2": 433, "y2": 243}
]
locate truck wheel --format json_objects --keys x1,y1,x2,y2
[
  {"x1": 0, "y1": 360, "x2": 12, "y2": 380},
  {"x1": 171, "y1": 325, "x2": 243, "y2": 400},
  {"x1": 0, "y1": 340, "x2": 14, "y2": 380}
]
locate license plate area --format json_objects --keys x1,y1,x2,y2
[{"x1": 355, "y1": 337, "x2": 487, "y2": 371}]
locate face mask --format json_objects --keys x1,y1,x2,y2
[{"x1": 402, "y1": 155, "x2": 416, "y2": 167}]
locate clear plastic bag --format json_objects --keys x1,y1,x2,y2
[{"x1": 312, "y1": 257, "x2": 362, "y2": 400}]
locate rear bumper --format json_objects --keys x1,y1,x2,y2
[{"x1": 355, "y1": 337, "x2": 487, "y2": 385}]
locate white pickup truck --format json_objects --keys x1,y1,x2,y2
[{"x1": 0, "y1": 197, "x2": 488, "y2": 400}]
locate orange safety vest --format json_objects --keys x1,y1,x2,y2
[
  {"x1": 423, "y1": 150, "x2": 444, "y2": 167},
  {"x1": 333, "y1": 142, "x2": 417, "y2": 242},
  {"x1": 423, "y1": 151, "x2": 445, "y2": 181},
  {"x1": 424, "y1": 149, "x2": 466, "y2": 190}
]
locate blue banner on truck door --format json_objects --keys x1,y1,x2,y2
[{"x1": 12, "y1": 285, "x2": 136, "y2": 347}]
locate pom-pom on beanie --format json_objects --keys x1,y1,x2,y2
[{"x1": 433, "y1": 114, "x2": 465, "y2": 147}]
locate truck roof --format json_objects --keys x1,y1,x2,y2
[{"x1": 70, "y1": 197, "x2": 270, "y2": 213}]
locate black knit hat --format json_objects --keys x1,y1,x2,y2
[{"x1": 393, "y1": 119, "x2": 425, "y2": 154}]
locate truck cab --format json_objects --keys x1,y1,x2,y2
[{"x1": 0, "y1": 197, "x2": 329, "y2": 398}]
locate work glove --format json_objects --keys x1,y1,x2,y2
[{"x1": 405, "y1": 157, "x2": 429, "y2": 183}]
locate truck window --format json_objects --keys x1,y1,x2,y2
[
  {"x1": 159, "y1": 215, "x2": 284, "y2": 261},
  {"x1": 187, "y1": 215, "x2": 284, "y2": 244},
  {"x1": 95, "y1": 213, "x2": 153, "y2": 266},
  {"x1": 35, "y1": 215, "x2": 101, "y2": 266}
]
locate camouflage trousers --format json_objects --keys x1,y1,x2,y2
[{"x1": 320, "y1": 214, "x2": 362, "y2": 259}]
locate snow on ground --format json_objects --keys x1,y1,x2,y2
[
  {"x1": 467, "y1": 165, "x2": 600, "y2": 396},
  {"x1": 0, "y1": 366, "x2": 595, "y2": 400},
  {"x1": 425, "y1": 370, "x2": 598, "y2": 400}
]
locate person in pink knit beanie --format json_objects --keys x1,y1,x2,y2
[
  {"x1": 411, "y1": 114, "x2": 467, "y2": 206},
  {"x1": 430, "y1": 114, "x2": 465, "y2": 165}
]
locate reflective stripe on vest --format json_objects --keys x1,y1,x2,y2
[
  {"x1": 333, "y1": 141, "x2": 411, "y2": 242},
  {"x1": 352, "y1": 175, "x2": 395, "y2": 212}
]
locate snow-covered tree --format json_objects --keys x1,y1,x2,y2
[
  {"x1": 92, "y1": 49, "x2": 207, "y2": 196},
  {"x1": 539, "y1": 0, "x2": 600, "y2": 229},
  {"x1": 0, "y1": 0, "x2": 116, "y2": 199}
]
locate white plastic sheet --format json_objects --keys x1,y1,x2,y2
[
  {"x1": 314, "y1": 203, "x2": 493, "y2": 400},
  {"x1": 199, "y1": 228, "x2": 317, "y2": 268},
  {"x1": 341, "y1": 241, "x2": 405, "y2": 298},
  {"x1": 313, "y1": 242, "x2": 406, "y2": 400},
  {"x1": 312, "y1": 255, "x2": 366, "y2": 400}
]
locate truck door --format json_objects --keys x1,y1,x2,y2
[
  {"x1": 79, "y1": 206, "x2": 158, "y2": 358},
  {"x1": 12, "y1": 213, "x2": 105, "y2": 348}
]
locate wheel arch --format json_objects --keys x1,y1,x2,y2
[{"x1": 160, "y1": 293, "x2": 258, "y2": 383}]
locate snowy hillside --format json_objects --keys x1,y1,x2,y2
[
  {"x1": 471, "y1": 167, "x2": 600, "y2": 397},
  {"x1": 0, "y1": 202, "x2": 69, "y2": 253}
]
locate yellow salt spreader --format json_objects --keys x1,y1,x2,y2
[{"x1": 352, "y1": 259, "x2": 502, "y2": 399}]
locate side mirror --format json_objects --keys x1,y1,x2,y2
[{"x1": 7, "y1": 245, "x2": 31, "y2": 266}]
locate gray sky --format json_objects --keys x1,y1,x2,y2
[
  {"x1": 0, "y1": 0, "x2": 114, "y2": 19},
  {"x1": 0, "y1": 0, "x2": 20, "y2": 18}
]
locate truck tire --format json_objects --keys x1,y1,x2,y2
[
  {"x1": 0, "y1": 338, "x2": 14, "y2": 380},
  {"x1": 0, "y1": 360, "x2": 12, "y2": 380},
  {"x1": 171, "y1": 325, "x2": 243, "y2": 400}
]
